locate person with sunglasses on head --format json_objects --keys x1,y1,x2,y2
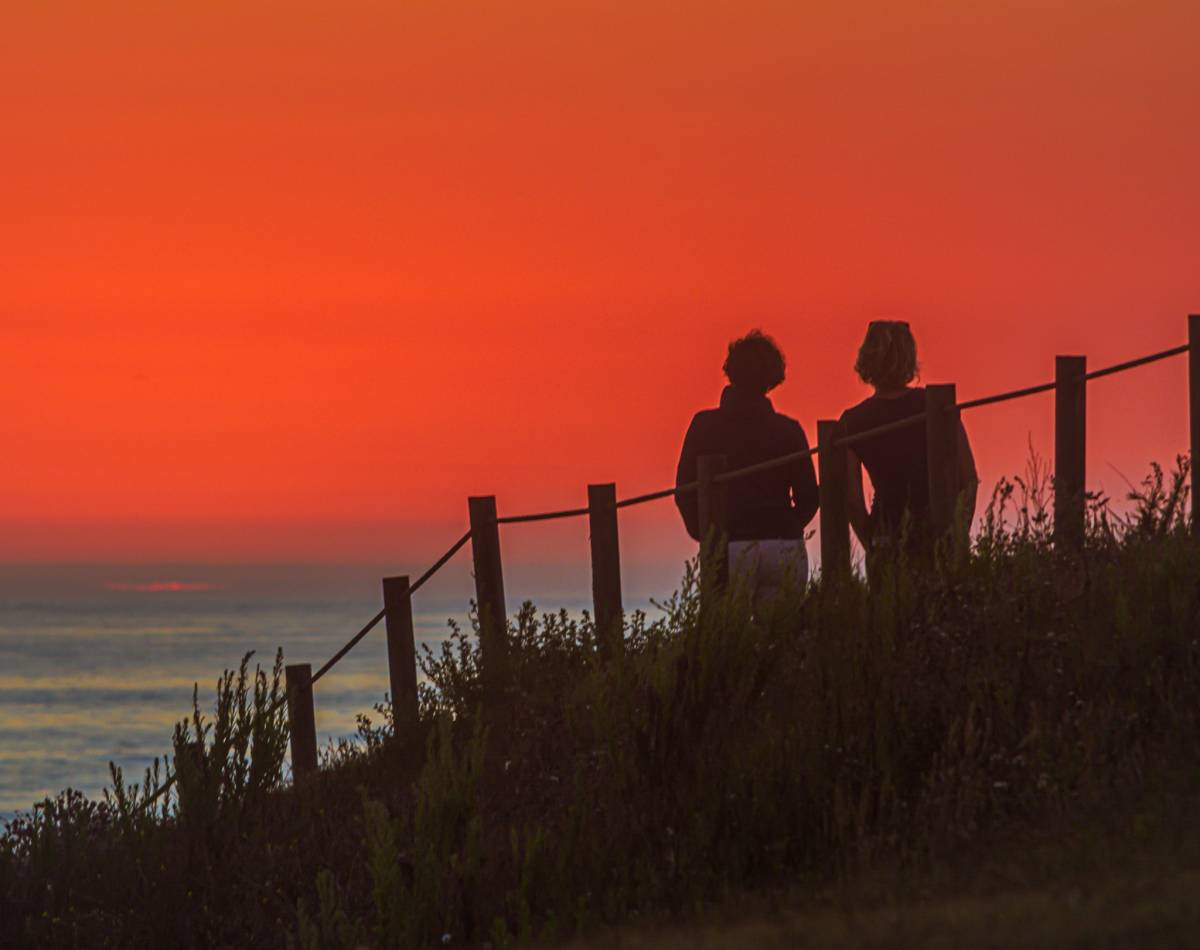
[
  {"x1": 675, "y1": 330, "x2": 819, "y2": 610},
  {"x1": 839, "y1": 321, "x2": 978, "y2": 577}
]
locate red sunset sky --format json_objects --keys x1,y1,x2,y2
[{"x1": 3, "y1": 1, "x2": 1197, "y2": 569}]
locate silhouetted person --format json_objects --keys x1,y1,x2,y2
[
  {"x1": 675, "y1": 330, "x2": 819, "y2": 606},
  {"x1": 839, "y1": 321, "x2": 978, "y2": 576}
]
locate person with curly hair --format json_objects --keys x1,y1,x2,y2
[
  {"x1": 839, "y1": 321, "x2": 978, "y2": 570},
  {"x1": 675, "y1": 330, "x2": 818, "y2": 606}
]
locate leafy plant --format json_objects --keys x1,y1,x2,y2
[{"x1": 2, "y1": 458, "x2": 1197, "y2": 948}]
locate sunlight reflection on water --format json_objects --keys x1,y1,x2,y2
[
  {"x1": 0, "y1": 589, "x2": 466, "y2": 817},
  {"x1": 0, "y1": 560, "x2": 679, "y2": 819}
]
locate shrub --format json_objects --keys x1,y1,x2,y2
[{"x1": 1, "y1": 460, "x2": 1197, "y2": 947}]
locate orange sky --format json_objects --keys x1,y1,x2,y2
[{"x1": 3, "y1": 0, "x2": 1197, "y2": 566}]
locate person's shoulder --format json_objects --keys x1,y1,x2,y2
[
  {"x1": 684, "y1": 406, "x2": 722, "y2": 435},
  {"x1": 839, "y1": 395, "x2": 876, "y2": 427},
  {"x1": 771, "y1": 410, "x2": 811, "y2": 444}
]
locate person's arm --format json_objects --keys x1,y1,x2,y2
[
  {"x1": 847, "y1": 447, "x2": 871, "y2": 547},
  {"x1": 674, "y1": 416, "x2": 703, "y2": 541},
  {"x1": 956, "y1": 419, "x2": 979, "y2": 528},
  {"x1": 790, "y1": 425, "x2": 820, "y2": 529}
]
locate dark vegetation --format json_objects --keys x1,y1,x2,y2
[{"x1": 1, "y1": 459, "x2": 1198, "y2": 948}]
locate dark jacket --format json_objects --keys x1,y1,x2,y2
[
  {"x1": 675, "y1": 385, "x2": 819, "y2": 542},
  {"x1": 838, "y1": 387, "x2": 929, "y2": 536}
]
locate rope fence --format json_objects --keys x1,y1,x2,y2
[
  {"x1": 497, "y1": 507, "x2": 590, "y2": 525},
  {"x1": 137, "y1": 317, "x2": 1199, "y2": 809},
  {"x1": 312, "y1": 530, "x2": 471, "y2": 685}
]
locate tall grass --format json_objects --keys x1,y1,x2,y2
[{"x1": 1, "y1": 459, "x2": 1197, "y2": 948}]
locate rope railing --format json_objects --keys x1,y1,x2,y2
[
  {"x1": 140, "y1": 530, "x2": 474, "y2": 810},
  {"x1": 497, "y1": 506, "x2": 590, "y2": 525},
  {"x1": 957, "y1": 342, "x2": 1190, "y2": 411},
  {"x1": 1083, "y1": 342, "x2": 1190, "y2": 383},
  {"x1": 312, "y1": 530, "x2": 471, "y2": 685},
  {"x1": 138, "y1": 331, "x2": 1195, "y2": 811},
  {"x1": 614, "y1": 486, "x2": 679, "y2": 509},
  {"x1": 957, "y1": 380, "x2": 1058, "y2": 412}
]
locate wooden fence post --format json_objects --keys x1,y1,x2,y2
[
  {"x1": 1054, "y1": 356, "x2": 1087, "y2": 548},
  {"x1": 587, "y1": 483, "x2": 623, "y2": 659},
  {"x1": 817, "y1": 420, "x2": 850, "y2": 578},
  {"x1": 1190, "y1": 315, "x2": 1199, "y2": 536},
  {"x1": 468, "y1": 496, "x2": 509, "y2": 704},
  {"x1": 382, "y1": 575, "x2": 419, "y2": 738},
  {"x1": 697, "y1": 454, "x2": 729, "y2": 586},
  {"x1": 285, "y1": 663, "x2": 318, "y2": 780},
  {"x1": 925, "y1": 384, "x2": 960, "y2": 538}
]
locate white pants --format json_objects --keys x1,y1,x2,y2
[{"x1": 728, "y1": 539, "x2": 809, "y2": 612}]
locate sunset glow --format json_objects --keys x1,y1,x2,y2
[
  {"x1": 103, "y1": 581, "x2": 218, "y2": 593},
  {"x1": 4, "y1": 1, "x2": 1197, "y2": 564}
]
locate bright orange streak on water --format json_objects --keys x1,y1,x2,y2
[{"x1": 104, "y1": 582, "x2": 219, "y2": 593}]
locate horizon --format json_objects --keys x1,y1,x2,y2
[{"x1": 0, "y1": 558, "x2": 692, "y2": 614}]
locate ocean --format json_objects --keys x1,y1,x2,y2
[{"x1": 0, "y1": 560, "x2": 680, "y2": 821}]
